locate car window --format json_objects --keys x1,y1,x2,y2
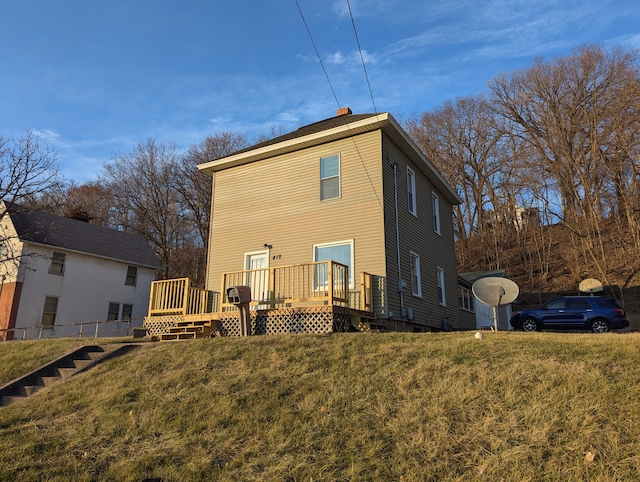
[
  {"x1": 594, "y1": 299, "x2": 621, "y2": 309},
  {"x1": 545, "y1": 299, "x2": 566, "y2": 309},
  {"x1": 566, "y1": 299, "x2": 590, "y2": 309}
]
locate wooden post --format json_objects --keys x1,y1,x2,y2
[
  {"x1": 182, "y1": 278, "x2": 190, "y2": 316},
  {"x1": 328, "y1": 261, "x2": 334, "y2": 306},
  {"x1": 268, "y1": 266, "x2": 276, "y2": 309}
]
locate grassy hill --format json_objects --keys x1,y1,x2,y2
[{"x1": 2, "y1": 333, "x2": 640, "y2": 481}]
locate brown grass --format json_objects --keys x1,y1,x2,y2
[{"x1": 1, "y1": 332, "x2": 640, "y2": 481}]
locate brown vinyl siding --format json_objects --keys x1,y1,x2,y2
[
  {"x1": 206, "y1": 130, "x2": 386, "y2": 294},
  {"x1": 382, "y1": 133, "x2": 460, "y2": 329}
]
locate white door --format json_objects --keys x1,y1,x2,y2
[{"x1": 244, "y1": 250, "x2": 269, "y2": 308}]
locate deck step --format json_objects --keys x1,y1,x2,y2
[{"x1": 160, "y1": 320, "x2": 217, "y2": 341}]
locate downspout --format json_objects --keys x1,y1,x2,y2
[{"x1": 392, "y1": 162, "x2": 404, "y2": 331}]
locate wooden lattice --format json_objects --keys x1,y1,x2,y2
[
  {"x1": 217, "y1": 306, "x2": 355, "y2": 337},
  {"x1": 144, "y1": 315, "x2": 181, "y2": 337}
]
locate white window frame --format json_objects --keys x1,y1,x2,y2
[
  {"x1": 437, "y1": 267, "x2": 446, "y2": 306},
  {"x1": 407, "y1": 167, "x2": 417, "y2": 216},
  {"x1": 410, "y1": 251, "x2": 422, "y2": 297},
  {"x1": 107, "y1": 302, "x2": 120, "y2": 321},
  {"x1": 49, "y1": 251, "x2": 66, "y2": 275},
  {"x1": 41, "y1": 296, "x2": 59, "y2": 327},
  {"x1": 320, "y1": 154, "x2": 341, "y2": 201},
  {"x1": 459, "y1": 286, "x2": 475, "y2": 312},
  {"x1": 313, "y1": 239, "x2": 354, "y2": 289},
  {"x1": 432, "y1": 192, "x2": 441, "y2": 234},
  {"x1": 125, "y1": 266, "x2": 138, "y2": 286}
]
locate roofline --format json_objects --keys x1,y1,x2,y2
[
  {"x1": 197, "y1": 113, "x2": 462, "y2": 205},
  {"x1": 19, "y1": 239, "x2": 162, "y2": 270}
]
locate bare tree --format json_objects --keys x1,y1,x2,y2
[
  {"x1": 102, "y1": 139, "x2": 188, "y2": 279},
  {"x1": 0, "y1": 130, "x2": 62, "y2": 276},
  {"x1": 0, "y1": 130, "x2": 62, "y2": 207}
]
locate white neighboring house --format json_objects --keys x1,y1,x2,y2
[
  {"x1": 458, "y1": 270, "x2": 515, "y2": 331},
  {"x1": 0, "y1": 202, "x2": 162, "y2": 340}
]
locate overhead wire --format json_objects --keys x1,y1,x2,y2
[{"x1": 294, "y1": 0, "x2": 383, "y2": 211}]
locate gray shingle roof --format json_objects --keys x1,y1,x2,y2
[
  {"x1": 6, "y1": 203, "x2": 162, "y2": 269},
  {"x1": 230, "y1": 113, "x2": 380, "y2": 156}
]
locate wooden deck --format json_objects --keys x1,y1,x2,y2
[{"x1": 145, "y1": 261, "x2": 376, "y2": 338}]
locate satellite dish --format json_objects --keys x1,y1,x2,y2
[
  {"x1": 472, "y1": 277, "x2": 519, "y2": 331},
  {"x1": 579, "y1": 278, "x2": 603, "y2": 294}
]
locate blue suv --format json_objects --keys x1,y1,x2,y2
[{"x1": 510, "y1": 296, "x2": 629, "y2": 333}]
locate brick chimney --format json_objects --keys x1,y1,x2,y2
[{"x1": 336, "y1": 107, "x2": 352, "y2": 116}]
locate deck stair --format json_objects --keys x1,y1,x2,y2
[
  {"x1": 0, "y1": 344, "x2": 138, "y2": 407},
  {"x1": 160, "y1": 318, "x2": 218, "y2": 341}
]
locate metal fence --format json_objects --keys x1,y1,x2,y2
[{"x1": 0, "y1": 318, "x2": 144, "y2": 341}]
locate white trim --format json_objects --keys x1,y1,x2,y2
[
  {"x1": 312, "y1": 239, "x2": 355, "y2": 288},
  {"x1": 407, "y1": 167, "x2": 417, "y2": 216},
  {"x1": 410, "y1": 251, "x2": 422, "y2": 297},
  {"x1": 437, "y1": 267, "x2": 446, "y2": 306},
  {"x1": 320, "y1": 154, "x2": 341, "y2": 201},
  {"x1": 432, "y1": 192, "x2": 441, "y2": 235}
]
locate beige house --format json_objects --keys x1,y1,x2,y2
[{"x1": 189, "y1": 108, "x2": 470, "y2": 333}]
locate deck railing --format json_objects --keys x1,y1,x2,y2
[
  {"x1": 147, "y1": 278, "x2": 210, "y2": 316},
  {"x1": 147, "y1": 263, "x2": 374, "y2": 316},
  {"x1": 220, "y1": 260, "x2": 353, "y2": 310}
]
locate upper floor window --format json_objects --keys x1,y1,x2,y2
[
  {"x1": 407, "y1": 168, "x2": 417, "y2": 216},
  {"x1": 432, "y1": 192, "x2": 441, "y2": 234},
  {"x1": 49, "y1": 252, "x2": 66, "y2": 275},
  {"x1": 410, "y1": 251, "x2": 422, "y2": 297},
  {"x1": 320, "y1": 154, "x2": 340, "y2": 201},
  {"x1": 41, "y1": 296, "x2": 59, "y2": 327},
  {"x1": 125, "y1": 266, "x2": 138, "y2": 286},
  {"x1": 437, "y1": 267, "x2": 446, "y2": 306}
]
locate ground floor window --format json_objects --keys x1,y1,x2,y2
[
  {"x1": 41, "y1": 296, "x2": 59, "y2": 327},
  {"x1": 107, "y1": 302, "x2": 134, "y2": 321},
  {"x1": 437, "y1": 267, "x2": 446, "y2": 306},
  {"x1": 459, "y1": 286, "x2": 475, "y2": 312},
  {"x1": 313, "y1": 239, "x2": 354, "y2": 288}
]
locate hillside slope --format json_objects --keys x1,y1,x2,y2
[
  {"x1": 1, "y1": 334, "x2": 640, "y2": 481},
  {"x1": 456, "y1": 220, "x2": 640, "y2": 323}
]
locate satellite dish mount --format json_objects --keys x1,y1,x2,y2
[{"x1": 472, "y1": 277, "x2": 520, "y2": 331}]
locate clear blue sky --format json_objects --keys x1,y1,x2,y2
[{"x1": 1, "y1": 0, "x2": 638, "y2": 183}]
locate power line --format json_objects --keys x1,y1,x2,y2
[
  {"x1": 345, "y1": 0, "x2": 378, "y2": 115},
  {"x1": 294, "y1": 0, "x2": 341, "y2": 109}
]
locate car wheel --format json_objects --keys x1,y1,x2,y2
[
  {"x1": 521, "y1": 317, "x2": 539, "y2": 332},
  {"x1": 590, "y1": 319, "x2": 610, "y2": 334}
]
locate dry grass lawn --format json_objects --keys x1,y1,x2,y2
[{"x1": 1, "y1": 331, "x2": 639, "y2": 481}]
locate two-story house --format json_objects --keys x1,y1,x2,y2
[
  {"x1": 0, "y1": 202, "x2": 162, "y2": 340},
  {"x1": 192, "y1": 108, "x2": 473, "y2": 332}
]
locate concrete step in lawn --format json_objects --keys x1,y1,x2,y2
[{"x1": 0, "y1": 344, "x2": 139, "y2": 407}]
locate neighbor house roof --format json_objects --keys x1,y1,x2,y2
[
  {"x1": 198, "y1": 110, "x2": 462, "y2": 205},
  {"x1": 458, "y1": 270, "x2": 508, "y2": 285},
  {"x1": 4, "y1": 202, "x2": 162, "y2": 269}
]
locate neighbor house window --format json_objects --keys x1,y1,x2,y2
[
  {"x1": 49, "y1": 252, "x2": 66, "y2": 275},
  {"x1": 407, "y1": 167, "x2": 417, "y2": 216},
  {"x1": 121, "y1": 304, "x2": 134, "y2": 320},
  {"x1": 320, "y1": 154, "x2": 340, "y2": 200},
  {"x1": 432, "y1": 192, "x2": 441, "y2": 234},
  {"x1": 313, "y1": 239, "x2": 354, "y2": 288},
  {"x1": 437, "y1": 267, "x2": 446, "y2": 306},
  {"x1": 125, "y1": 266, "x2": 138, "y2": 286},
  {"x1": 107, "y1": 302, "x2": 120, "y2": 321},
  {"x1": 459, "y1": 286, "x2": 474, "y2": 312},
  {"x1": 410, "y1": 251, "x2": 422, "y2": 297},
  {"x1": 41, "y1": 296, "x2": 59, "y2": 327}
]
